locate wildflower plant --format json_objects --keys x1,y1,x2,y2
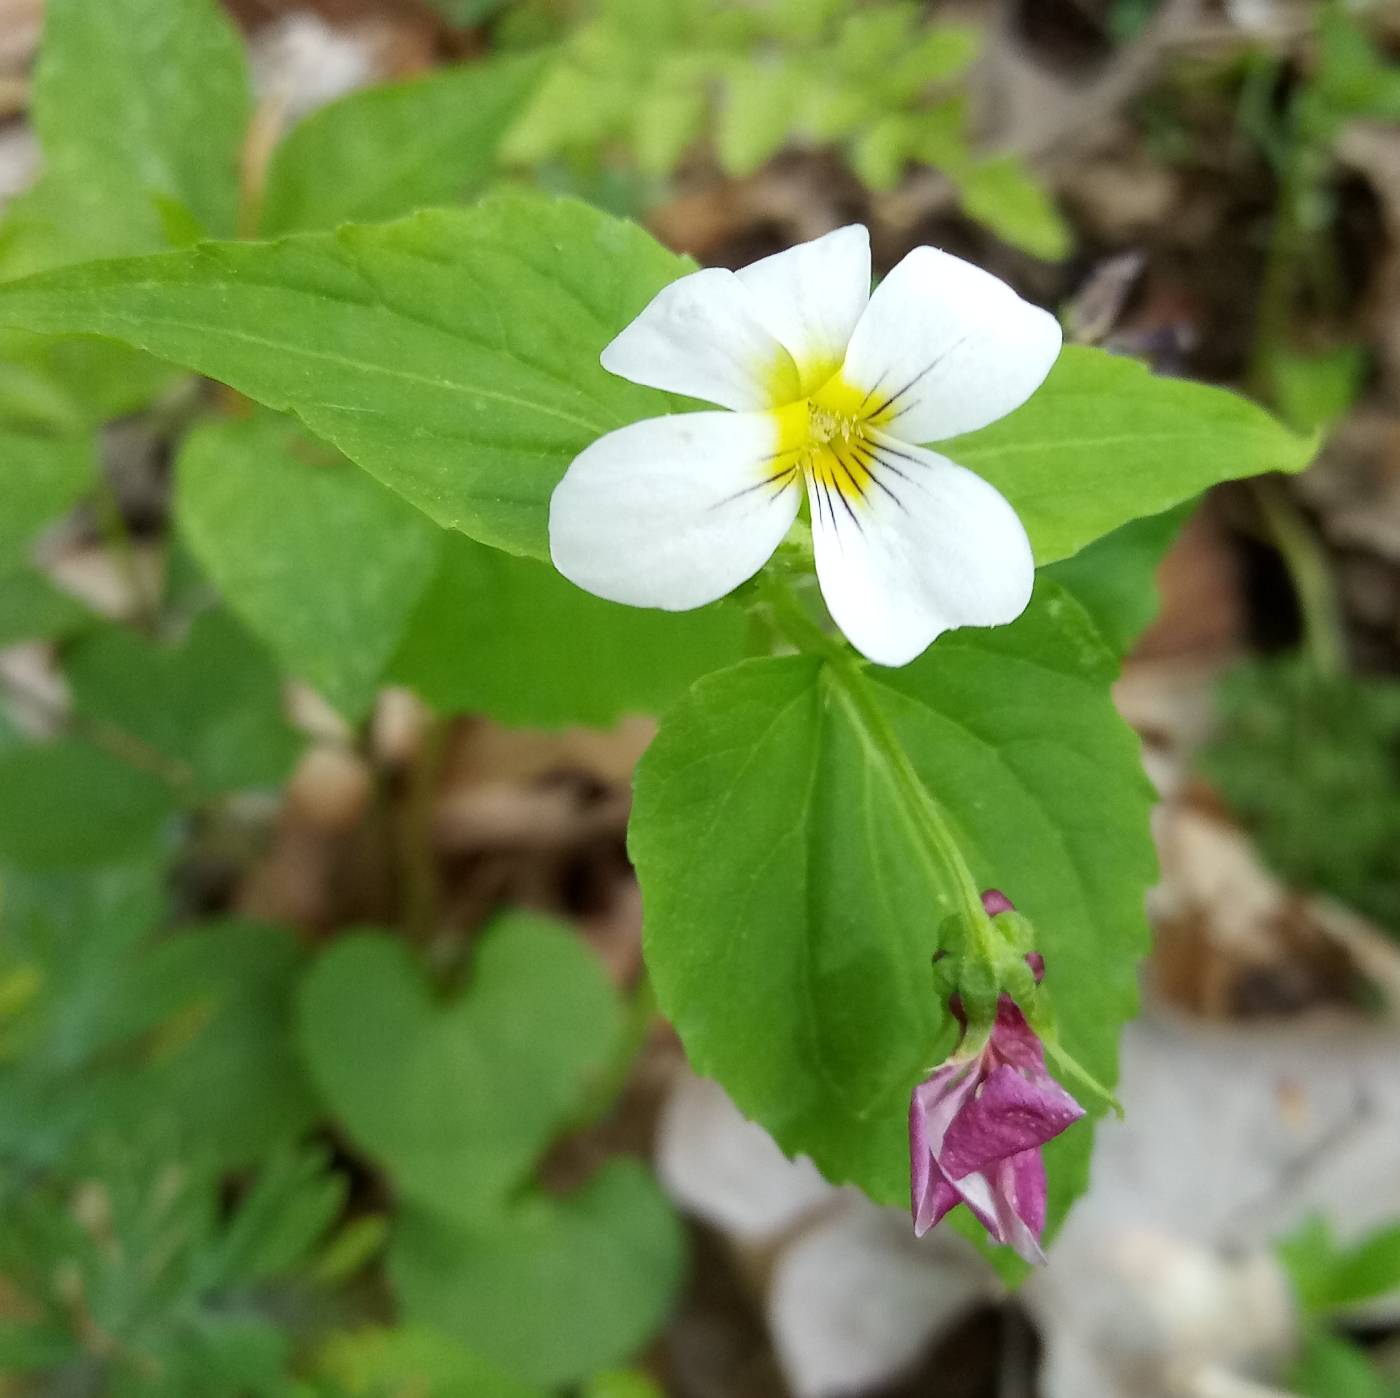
[{"x1": 0, "y1": 0, "x2": 1324, "y2": 1385}]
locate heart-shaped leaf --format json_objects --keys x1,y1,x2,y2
[
  {"x1": 176, "y1": 415, "x2": 442, "y2": 720},
  {"x1": 66, "y1": 609, "x2": 302, "y2": 797},
  {"x1": 298, "y1": 915, "x2": 621, "y2": 1223},
  {"x1": 389, "y1": 1160, "x2": 686, "y2": 1388}
]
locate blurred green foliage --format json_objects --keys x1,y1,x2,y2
[
  {"x1": 498, "y1": 0, "x2": 1071, "y2": 258},
  {"x1": 1241, "y1": 1, "x2": 1400, "y2": 425},
  {"x1": 1279, "y1": 1217, "x2": 1400, "y2": 1398},
  {"x1": 1201, "y1": 656, "x2": 1400, "y2": 936}
]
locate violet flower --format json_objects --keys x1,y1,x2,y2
[{"x1": 909, "y1": 891, "x2": 1084, "y2": 1263}]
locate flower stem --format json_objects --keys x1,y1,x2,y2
[{"x1": 758, "y1": 572, "x2": 994, "y2": 950}]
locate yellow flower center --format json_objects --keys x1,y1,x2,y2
[{"x1": 765, "y1": 363, "x2": 897, "y2": 507}]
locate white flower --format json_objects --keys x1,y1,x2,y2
[{"x1": 548, "y1": 225, "x2": 1061, "y2": 667}]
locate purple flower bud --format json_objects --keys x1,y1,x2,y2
[
  {"x1": 909, "y1": 993, "x2": 1084, "y2": 1264},
  {"x1": 980, "y1": 889, "x2": 1043, "y2": 982},
  {"x1": 980, "y1": 888, "x2": 1015, "y2": 917}
]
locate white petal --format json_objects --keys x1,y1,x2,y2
[
  {"x1": 549, "y1": 411, "x2": 800, "y2": 611},
  {"x1": 808, "y1": 435, "x2": 1033, "y2": 666},
  {"x1": 601, "y1": 267, "x2": 799, "y2": 411},
  {"x1": 735, "y1": 225, "x2": 870, "y2": 388},
  {"x1": 841, "y1": 246, "x2": 1062, "y2": 444}
]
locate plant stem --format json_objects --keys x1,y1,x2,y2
[
  {"x1": 1250, "y1": 475, "x2": 1345, "y2": 678},
  {"x1": 399, "y1": 711, "x2": 450, "y2": 947},
  {"x1": 758, "y1": 572, "x2": 993, "y2": 949},
  {"x1": 1243, "y1": 57, "x2": 1346, "y2": 678},
  {"x1": 1247, "y1": 89, "x2": 1309, "y2": 401},
  {"x1": 569, "y1": 967, "x2": 658, "y2": 1131}
]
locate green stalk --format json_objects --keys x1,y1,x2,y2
[
  {"x1": 1250, "y1": 475, "x2": 1346, "y2": 678},
  {"x1": 759, "y1": 572, "x2": 995, "y2": 956}
]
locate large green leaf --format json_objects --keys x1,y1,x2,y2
[
  {"x1": 3, "y1": 0, "x2": 248, "y2": 269},
  {"x1": 1042, "y1": 501, "x2": 1192, "y2": 656},
  {"x1": 176, "y1": 415, "x2": 441, "y2": 719},
  {"x1": 630, "y1": 581, "x2": 1156, "y2": 1228},
  {"x1": 389, "y1": 532, "x2": 747, "y2": 727},
  {"x1": 260, "y1": 52, "x2": 548, "y2": 235},
  {"x1": 66, "y1": 609, "x2": 302, "y2": 797},
  {"x1": 947, "y1": 348, "x2": 1315, "y2": 565},
  {"x1": 0, "y1": 203, "x2": 1309, "y2": 565},
  {"x1": 390, "y1": 1160, "x2": 685, "y2": 1388},
  {"x1": 298, "y1": 914, "x2": 621, "y2": 1224},
  {"x1": 0, "y1": 196, "x2": 687, "y2": 560},
  {"x1": 0, "y1": 428, "x2": 94, "y2": 572},
  {"x1": 0, "y1": 742, "x2": 175, "y2": 868}
]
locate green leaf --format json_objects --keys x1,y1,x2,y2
[
  {"x1": 631, "y1": 81, "x2": 707, "y2": 177},
  {"x1": 0, "y1": 194, "x2": 688, "y2": 560},
  {"x1": 176, "y1": 414, "x2": 441, "y2": 719},
  {"x1": 389, "y1": 532, "x2": 747, "y2": 727},
  {"x1": 0, "y1": 335, "x2": 177, "y2": 429},
  {"x1": 1043, "y1": 501, "x2": 1192, "y2": 656},
  {"x1": 0, "y1": 215, "x2": 1311, "y2": 569},
  {"x1": 0, "y1": 0, "x2": 244, "y2": 421},
  {"x1": 66, "y1": 609, "x2": 302, "y2": 797},
  {"x1": 956, "y1": 156, "x2": 1073, "y2": 263},
  {"x1": 0, "y1": 569, "x2": 93, "y2": 648},
  {"x1": 946, "y1": 346, "x2": 1316, "y2": 565},
  {"x1": 1311, "y1": 6, "x2": 1400, "y2": 129},
  {"x1": 0, "y1": 741, "x2": 174, "y2": 868},
  {"x1": 259, "y1": 52, "x2": 548, "y2": 236},
  {"x1": 0, "y1": 429, "x2": 94, "y2": 572},
  {"x1": 12, "y1": 0, "x2": 249, "y2": 266},
  {"x1": 1266, "y1": 343, "x2": 1368, "y2": 432},
  {"x1": 298, "y1": 914, "x2": 622, "y2": 1222},
  {"x1": 134, "y1": 923, "x2": 319, "y2": 1168},
  {"x1": 315, "y1": 1326, "x2": 545, "y2": 1398},
  {"x1": 1294, "y1": 1332, "x2": 1393, "y2": 1398},
  {"x1": 849, "y1": 112, "x2": 919, "y2": 191},
  {"x1": 1280, "y1": 1215, "x2": 1400, "y2": 1315},
  {"x1": 716, "y1": 58, "x2": 798, "y2": 176},
  {"x1": 204, "y1": 1145, "x2": 347, "y2": 1286},
  {"x1": 390, "y1": 1160, "x2": 685, "y2": 1388},
  {"x1": 631, "y1": 580, "x2": 1155, "y2": 1223}
]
